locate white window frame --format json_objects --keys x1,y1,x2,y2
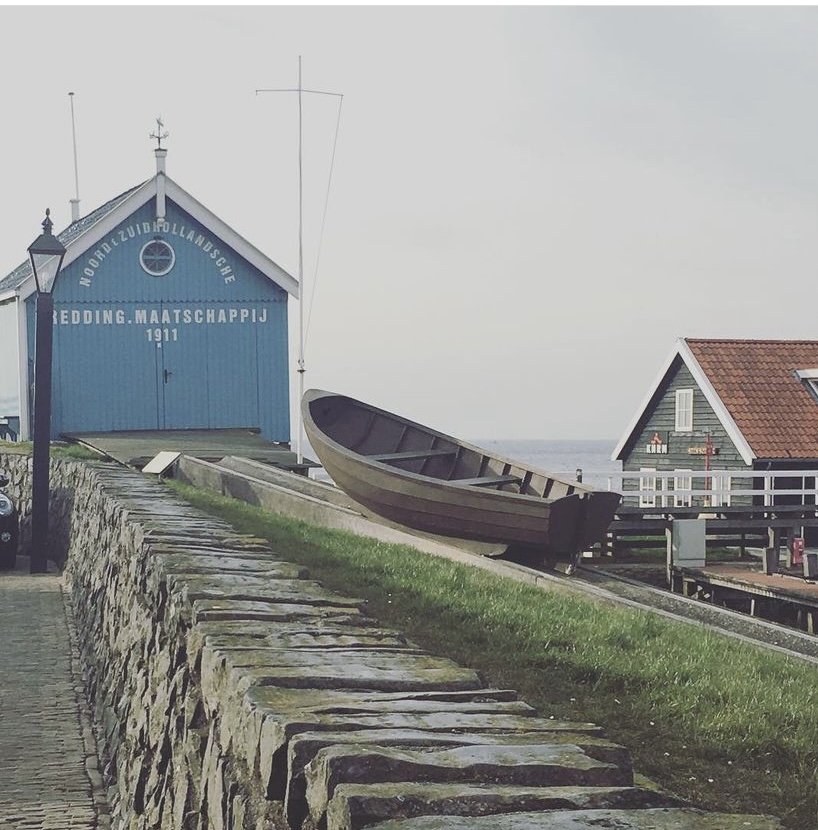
[
  {"x1": 710, "y1": 471, "x2": 732, "y2": 507},
  {"x1": 674, "y1": 471, "x2": 693, "y2": 507},
  {"x1": 639, "y1": 467, "x2": 657, "y2": 507},
  {"x1": 675, "y1": 388, "x2": 694, "y2": 432}
]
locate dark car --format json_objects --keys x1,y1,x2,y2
[{"x1": 0, "y1": 472, "x2": 17, "y2": 570}]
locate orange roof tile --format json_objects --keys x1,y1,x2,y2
[{"x1": 686, "y1": 339, "x2": 818, "y2": 459}]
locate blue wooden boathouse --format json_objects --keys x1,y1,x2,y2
[{"x1": 0, "y1": 145, "x2": 298, "y2": 442}]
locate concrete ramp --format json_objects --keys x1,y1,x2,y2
[{"x1": 176, "y1": 455, "x2": 510, "y2": 560}]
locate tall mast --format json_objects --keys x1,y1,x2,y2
[
  {"x1": 255, "y1": 63, "x2": 343, "y2": 467},
  {"x1": 297, "y1": 56, "x2": 305, "y2": 464}
]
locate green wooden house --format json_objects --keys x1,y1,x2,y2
[{"x1": 612, "y1": 338, "x2": 818, "y2": 512}]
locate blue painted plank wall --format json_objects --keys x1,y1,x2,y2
[{"x1": 26, "y1": 198, "x2": 290, "y2": 441}]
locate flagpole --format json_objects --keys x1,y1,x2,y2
[
  {"x1": 255, "y1": 64, "x2": 343, "y2": 468},
  {"x1": 296, "y1": 55, "x2": 305, "y2": 463}
]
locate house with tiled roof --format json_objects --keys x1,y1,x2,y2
[
  {"x1": 612, "y1": 338, "x2": 818, "y2": 517},
  {"x1": 0, "y1": 143, "x2": 298, "y2": 442}
]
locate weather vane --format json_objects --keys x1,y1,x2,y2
[{"x1": 150, "y1": 117, "x2": 169, "y2": 150}]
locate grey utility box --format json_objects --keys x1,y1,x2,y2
[{"x1": 667, "y1": 519, "x2": 706, "y2": 576}]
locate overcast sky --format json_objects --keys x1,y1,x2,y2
[{"x1": 3, "y1": 6, "x2": 818, "y2": 440}]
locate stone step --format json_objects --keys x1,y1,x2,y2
[
  {"x1": 290, "y1": 728, "x2": 628, "y2": 782},
  {"x1": 304, "y1": 744, "x2": 634, "y2": 826},
  {"x1": 187, "y1": 621, "x2": 413, "y2": 671},
  {"x1": 286, "y1": 730, "x2": 633, "y2": 827},
  {"x1": 150, "y1": 550, "x2": 308, "y2": 578},
  {"x1": 144, "y1": 533, "x2": 271, "y2": 551},
  {"x1": 147, "y1": 537, "x2": 276, "y2": 562},
  {"x1": 170, "y1": 574, "x2": 365, "y2": 606},
  {"x1": 325, "y1": 783, "x2": 684, "y2": 830},
  {"x1": 203, "y1": 646, "x2": 483, "y2": 697},
  {"x1": 244, "y1": 687, "x2": 549, "y2": 799},
  {"x1": 362, "y1": 808, "x2": 782, "y2": 829},
  {"x1": 245, "y1": 686, "x2": 527, "y2": 729},
  {"x1": 203, "y1": 630, "x2": 414, "y2": 651},
  {"x1": 153, "y1": 553, "x2": 307, "y2": 581},
  {"x1": 207, "y1": 643, "x2": 479, "y2": 670},
  {"x1": 191, "y1": 598, "x2": 369, "y2": 623},
  {"x1": 195, "y1": 619, "x2": 409, "y2": 640}
]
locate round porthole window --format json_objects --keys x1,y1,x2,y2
[{"x1": 140, "y1": 238, "x2": 175, "y2": 276}]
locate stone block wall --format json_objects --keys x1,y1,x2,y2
[
  {"x1": 0, "y1": 454, "x2": 781, "y2": 830},
  {"x1": 0, "y1": 453, "x2": 79, "y2": 566}
]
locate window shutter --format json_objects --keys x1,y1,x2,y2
[{"x1": 675, "y1": 389, "x2": 693, "y2": 432}]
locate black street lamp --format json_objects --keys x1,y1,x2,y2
[{"x1": 28, "y1": 209, "x2": 66, "y2": 574}]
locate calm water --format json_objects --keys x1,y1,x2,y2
[{"x1": 475, "y1": 439, "x2": 620, "y2": 489}]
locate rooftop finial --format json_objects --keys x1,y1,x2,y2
[{"x1": 150, "y1": 117, "x2": 169, "y2": 150}]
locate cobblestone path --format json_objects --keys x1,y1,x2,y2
[{"x1": 0, "y1": 565, "x2": 106, "y2": 829}]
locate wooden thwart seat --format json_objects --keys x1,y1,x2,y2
[
  {"x1": 452, "y1": 474, "x2": 523, "y2": 488},
  {"x1": 370, "y1": 449, "x2": 457, "y2": 463}
]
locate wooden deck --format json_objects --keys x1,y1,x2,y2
[
  {"x1": 673, "y1": 561, "x2": 818, "y2": 633},
  {"x1": 63, "y1": 429, "x2": 316, "y2": 472}
]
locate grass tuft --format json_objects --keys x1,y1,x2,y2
[{"x1": 0, "y1": 441, "x2": 104, "y2": 461}]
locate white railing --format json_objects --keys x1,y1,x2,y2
[{"x1": 593, "y1": 469, "x2": 818, "y2": 508}]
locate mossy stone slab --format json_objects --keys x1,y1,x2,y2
[
  {"x1": 365, "y1": 808, "x2": 782, "y2": 830},
  {"x1": 247, "y1": 687, "x2": 521, "y2": 715},
  {"x1": 191, "y1": 599, "x2": 367, "y2": 623},
  {"x1": 305, "y1": 744, "x2": 632, "y2": 823},
  {"x1": 204, "y1": 630, "x2": 413, "y2": 651},
  {"x1": 151, "y1": 551, "x2": 307, "y2": 577},
  {"x1": 289, "y1": 728, "x2": 629, "y2": 782},
  {"x1": 209, "y1": 648, "x2": 483, "y2": 694},
  {"x1": 170, "y1": 574, "x2": 364, "y2": 606},
  {"x1": 152, "y1": 553, "x2": 307, "y2": 580},
  {"x1": 254, "y1": 691, "x2": 565, "y2": 799},
  {"x1": 195, "y1": 619, "x2": 404, "y2": 640},
  {"x1": 325, "y1": 784, "x2": 684, "y2": 830},
  {"x1": 144, "y1": 532, "x2": 271, "y2": 551},
  {"x1": 286, "y1": 730, "x2": 632, "y2": 827}
]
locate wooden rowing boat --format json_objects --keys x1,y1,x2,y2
[{"x1": 302, "y1": 389, "x2": 621, "y2": 561}]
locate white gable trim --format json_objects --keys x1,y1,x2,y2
[
  {"x1": 611, "y1": 338, "x2": 756, "y2": 465},
  {"x1": 164, "y1": 178, "x2": 298, "y2": 297},
  {"x1": 611, "y1": 344, "x2": 682, "y2": 461},
  {"x1": 15, "y1": 174, "x2": 298, "y2": 300},
  {"x1": 17, "y1": 180, "x2": 156, "y2": 302},
  {"x1": 679, "y1": 339, "x2": 755, "y2": 465}
]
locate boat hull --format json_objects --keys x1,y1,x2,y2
[{"x1": 302, "y1": 390, "x2": 620, "y2": 556}]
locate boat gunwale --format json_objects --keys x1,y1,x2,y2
[{"x1": 302, "y1": 389, "x2": 599, "y2": 507}]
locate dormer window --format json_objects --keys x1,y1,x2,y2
[
  {"x1": 795, "y1": 369, "x2": 818, "y2": 402},
  {"x1": 675, "y1": 389, "x2": 693, "y2": 432}
]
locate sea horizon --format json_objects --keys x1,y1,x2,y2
[{"x1": 473, "y1": 438, "x2": 620, "y2": 488}]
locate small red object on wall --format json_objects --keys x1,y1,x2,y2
[{"x1": 791, "y1": 537, "x2": 805, "y2": 566}]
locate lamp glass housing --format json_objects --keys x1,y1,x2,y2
[{"x1": 27, "y1": 211, "x2": 66, "y2": 294}]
